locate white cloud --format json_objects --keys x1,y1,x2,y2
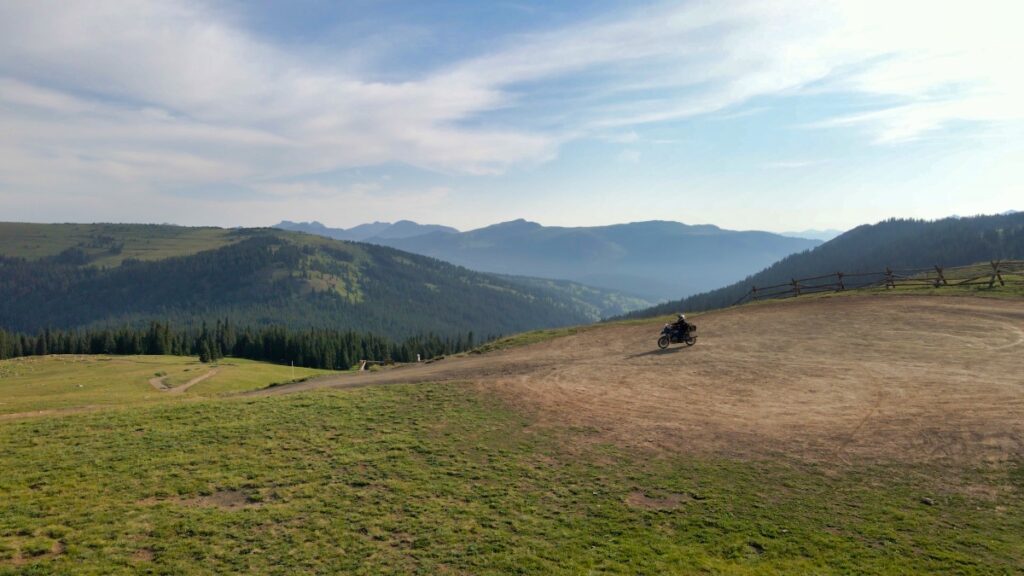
[
  {"x1": 0, "y1": 0, "x2": 558, "y2": 190},
  {"x1": 0, "y1": 0, "x2": 1021, "y2": 224},
  {"x1": 449, "y1": 0, "x2": 1023, "y2": 138}
]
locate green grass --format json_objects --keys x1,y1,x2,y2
[
  {"x1": 0, "y1": 222, "x2": 239, "y2": 266},
  {"x1": 0, "y1": 355, "x2": 331, "y2": 415},
  {"x1": 0, "y1": 382, "x2": 1021, "y2": 574}
]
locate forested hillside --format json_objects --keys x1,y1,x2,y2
[
  {"x1": 0, "y1": 224, "x2": 638, "y2": 339},
  {"x1": 495, "y1": 274, "x2": 651, "y2": 318},
  {"x1": 625, "y1": 213, "x2": 1024, "y2": 318}
]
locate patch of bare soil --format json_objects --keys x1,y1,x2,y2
[
  {"x1": 137, "y1": 489, "x2": 263, "y2": 511},
  {"x1": 0, "y1": 540, "x2": 65, "y2": 566},
  {"x1": 178, "y1": 489, "x2": 262, "y2": 510},
  {"x1": 147, "y1": 375, "x2": 170, "y2": 391},
  {"x1": 625, "y1": 491, "x2": 691, "y2": 510},
  {"x1": 255, "y1": 295, "x2": 1024, "y2": 465},
  {"x1": 132, "y1": 548, "x2": 155, "y2": 562},
  {"x1": 148, "y1": 368, "x2": 219, "y2": 394}
]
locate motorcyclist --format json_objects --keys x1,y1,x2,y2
[
  {"x1": 670, "y1": 313, "x2": 690, "y2": 335},
  {"x1": 658, "y1": 312, "x2": 697, "y2": 349}
]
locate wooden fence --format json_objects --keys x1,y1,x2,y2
[{"x1": 732, "y1": 260, "x2": 1024, "y2": 306}]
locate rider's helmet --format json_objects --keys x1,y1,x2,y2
[{"x1": 678, "y1": 313, "x2": 686, "y2": 321}]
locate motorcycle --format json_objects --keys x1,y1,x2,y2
[{"x1": 657, "y1": 322, "x2": 696, "y2": 349}]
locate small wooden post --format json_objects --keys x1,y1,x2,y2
[
  {"x1": 836, "y1": 272, "x2": 845, "y2": 291},
  {"x1": 791, "y1": 279, "x2": 801, "y2": 296},
  {"x1": 934, "y1": 265, "x2": 948, "y2": 287},
  {"x1": 751, "y1": 286, "x2": 758, "y2": 301},
  {"x1": 885, "y1": 267, "x2": 895, "y2": 289},
  {"x1": 990, "y1": 260, "x2": 1005, "y2": 288}
]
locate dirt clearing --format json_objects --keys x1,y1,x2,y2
[
  {"x1": 256, "y1": 295, "x2": 1024, "y2": 464},
  {"x1": 148, "y1": 368, "x2": 219, "y2": 394}
]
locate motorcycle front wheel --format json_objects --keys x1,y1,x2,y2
[
  {"x1": 657, "y1": 336, "x2": 670, "y2": 349},
  {"x1": 685, "y1": 336, "x2": 696, "y2": 347}
]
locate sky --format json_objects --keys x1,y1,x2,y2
[{"x1": 1, "y1": 0, "x2": 1022, "y2": 233}]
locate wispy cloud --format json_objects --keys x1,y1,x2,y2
[{"x1": 0, "y1": 0, "x2": 1020, "y2": 225}]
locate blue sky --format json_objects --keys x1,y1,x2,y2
[{"x1": 0, "y1": 0, "x2": 1021, "y2": 233}]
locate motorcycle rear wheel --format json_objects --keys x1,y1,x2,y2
[{"x1": 657, "y1": 336, "x2": 670, "y2": 349}]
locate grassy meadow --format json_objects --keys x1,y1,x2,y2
[
  {"x1": 0, "y1": 355, "x2": 330, "y2": 416},
  {"x1": 1, "y1": 374, "x2": 1021, "y2": 573}
]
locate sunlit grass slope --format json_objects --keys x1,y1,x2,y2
[
  {"x1": 0, "y1": 222, "x2": 239, "y2": 267},
  {"x1": 0, "y1": 383, "x2": 1020, "y2": 574},
  {"x1": 0, "y1": 355, "x2": 331, "y2": 415}
]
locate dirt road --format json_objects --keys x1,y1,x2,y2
[{"x1": 253, "y1": 295, "x2": 1024, "y2": 463}]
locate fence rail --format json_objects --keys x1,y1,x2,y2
[{"x1": 732, "y1": 260, "x2": 1024, "y2": 307}]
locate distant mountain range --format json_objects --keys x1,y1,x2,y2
[
  {"x1": 275, "y1": 219, "x2": 821, "y2": 301},
  {"x1": 780, "y1": 229, "x2": 845, "y2": 242},
  {"x1": 625, "y1": 212, "x2": 1024, "y2": 318},
  {"x1": 276, "y1": 220, "x2": 458, "y2": 242},
  {"x1": 0, "y1": 223, "x2": 650, "y2": 338}
]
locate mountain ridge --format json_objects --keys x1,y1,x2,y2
[
  {"x1": 0, "y1": 223, "x2": 651, "y2": 339},
  {"x1": 276, "y1": 219, "x2": 821, "y2": 300},
  {"x1": 277, "y1": 220, "x2": 458, "y2": 242}
]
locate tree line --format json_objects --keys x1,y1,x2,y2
[{"x1": 0, "y1": 319, "x2": 481, "y2": 370}]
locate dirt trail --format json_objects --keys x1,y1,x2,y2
[
  {"x1": 147, "y1": 376, "x2": 169, "y2": 391},
  {"x1": 149, "y1": 369, "x2": 219, "y2": 394},
  {"x1": 252, "y1": 295, "x2": 1024, "y2": 464}
]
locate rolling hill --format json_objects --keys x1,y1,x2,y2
[
  {"x1": 0, "y1": 223, "x2": 649, "y2": 338},
  {"x1": 626, "y1": 212, "x2": 1024, "y2": 318},
  {"x1": 278, "y1": 219, "x2": 822, "y2": 301}
]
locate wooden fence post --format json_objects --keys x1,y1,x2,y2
[
  {"x1": 836, "y1": 272, "x2": 845, "y2": 291},
  {"x1": 791, "y1": 279, "x2": 801, "y2": 296},
  {"x1": 885, "y1": 267, "x2": 895, "y2": 289},
  {"x1": 751, "y1": 286, "x2": 759, "y2": 301},
  {"x1": 990, "y1": 260, "x2": 1005, "y2": 288},
  {"x1": 934, "y1": 265, "x2": 948, "y2": 287},
  {"x1": 733, "y1": 288, "x2": 754, "y2": 307}
]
